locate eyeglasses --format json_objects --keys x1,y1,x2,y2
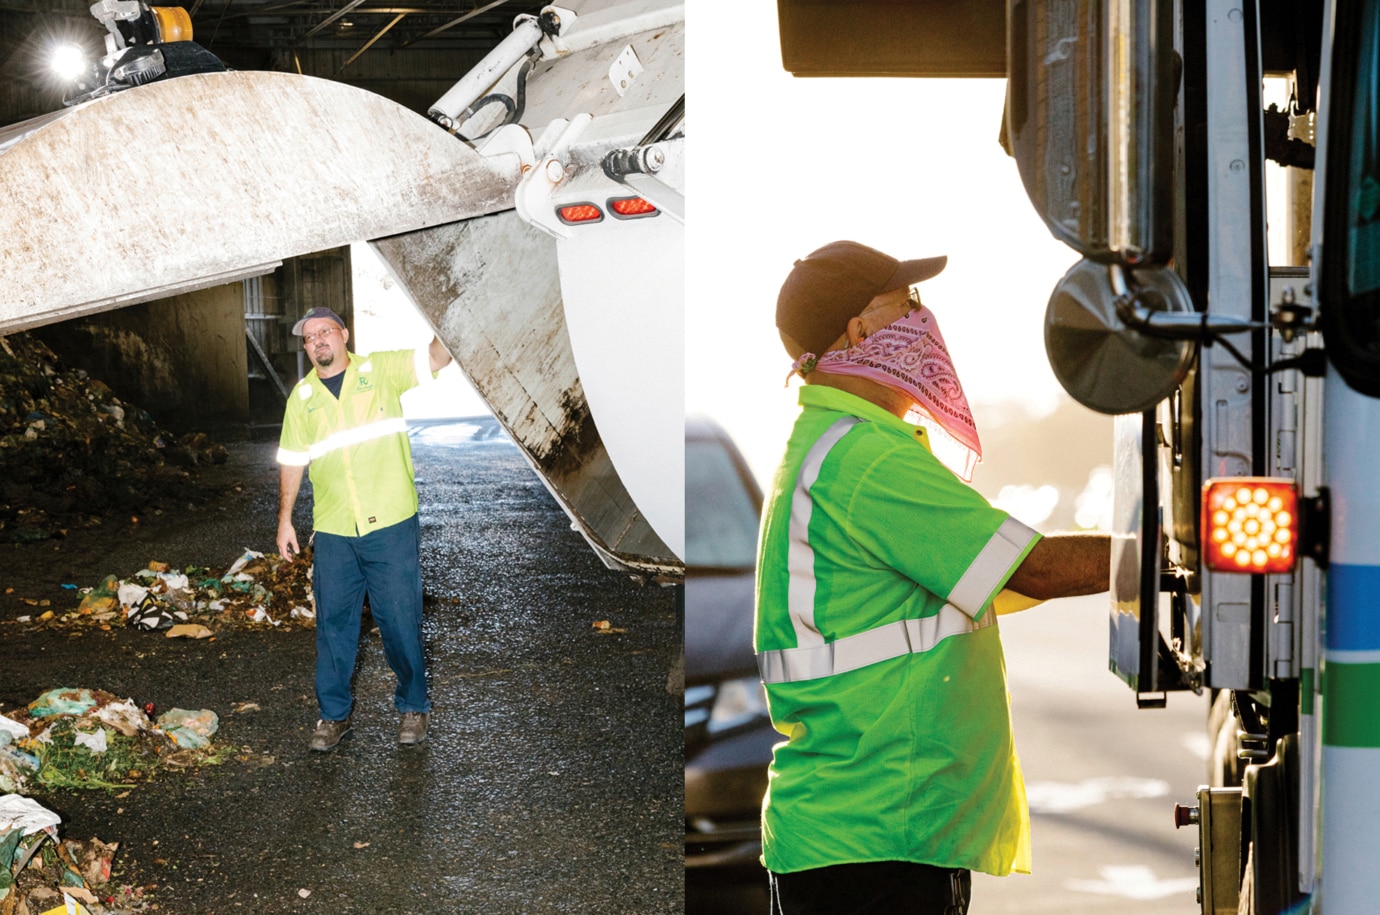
[{"x1": 302, "y1": 327, "x2": 339, "y2": 346}]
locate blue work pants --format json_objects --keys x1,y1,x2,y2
[{"x1": 312, "y1": 514, "x2": 430, "y2": 721}]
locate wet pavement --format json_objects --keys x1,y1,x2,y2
[{"x1": 0, "y1": 417, "x2": 683, "y2": 913}]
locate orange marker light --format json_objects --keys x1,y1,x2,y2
[
  {"x1": 557, "y1": 203, "x2": 603, "y2": 225},
  {"x1": 608, "y1": 196, "x2": 658, "y2": 218},
  {"x1": 1201, "y1": 477, "x2": 1298, "y2": 573}
]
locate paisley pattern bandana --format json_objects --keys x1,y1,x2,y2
[{"x1": 794, "y1": 305, "x2": 982, "y2": 481}]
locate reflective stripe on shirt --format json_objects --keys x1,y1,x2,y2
[
  {"x1": 757, "y1": 601, "x2": 995, "y2": 684},
  {"x1": 949, "y1": 518, "x2": 1041, "y2": 619},
  {"x1": 787, "y1": 417, "x2": 860, "y2": 650},
  {"x1": 277, "y1": 447, "x2": 310, "y2": 467},
  {"x1": 307, "y1": 416, "x2": 409, "y2": 461}
]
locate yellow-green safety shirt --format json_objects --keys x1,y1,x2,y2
[
  {"x1": 754, "y1": 385, "x2": 1041, "y2": 877},
  {"x1": 277, "y1": 348, "x2": 433, "y2": 537}
]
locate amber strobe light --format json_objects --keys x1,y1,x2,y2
[
  {"x1": 1202, "y1": 478, "x2": 1298, "y2": 573},
  {"x1": 152, "y1": 7, "x2": 194, "y2": 43}
]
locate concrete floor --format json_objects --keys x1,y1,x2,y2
[{"x1": 0, "y1": 418, "x2": 683, "y2": 914}]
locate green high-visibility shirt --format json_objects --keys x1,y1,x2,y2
[
  {"x1": 277, "y1": 349, "x2": 433, "y2": 537},
  {"x1": 754, "y1": 385, "x2": 1041, "y2": 877}
]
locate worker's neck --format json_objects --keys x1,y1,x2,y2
[{"x1": 806, "y1": 372, "x2": 911, "y2": 419}]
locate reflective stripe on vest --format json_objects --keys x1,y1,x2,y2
[
  {"x1": 757, "y1": 602, "x2": 995, "y2": 684},
  {"x1": 761, "y1": 414, "x2": 1029, "y2": 685}
]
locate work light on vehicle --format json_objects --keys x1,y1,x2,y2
[
  {"x1": 608, "y1": 196, "x2": 658, "y2": 218},
  {"x1": 556, "y1": 203, "x2": 603, "y2": 225},
  {"x1": 1201, "y1": 478, "x2": 1298, "y2": 573}
]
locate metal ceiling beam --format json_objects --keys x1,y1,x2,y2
[
  {"x1": 336, "y1": 10, "x2": 404, "y2": 72},
  {"x1": 408, "y1": 0, "x2": 510, "y2": 45},
  {"x1": 304, "y1": 0, "x2": 368, "y2": 38}
]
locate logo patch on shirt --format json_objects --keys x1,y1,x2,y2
[{"x1": 368, "y1": 516, "x2": 377, "y2": 524}]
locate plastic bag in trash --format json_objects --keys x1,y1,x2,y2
[
  {"x1": 28, "y1": 689, "x2": 96, "y2": 718},
  {"x1": 72, "y1": 729, "x2": 108, "y2": 754},
  {"x1": 221, "y1": 548, "x2": 264, "y2": 582},
  {"x1": 0, "y1": 715, "x2": 27, "y2": 745},
  {"x1": 156, "y1": 708, "x2": 218, "y2": 749},
  {"x1": 127, "y1": 595, "x2": 186, "y2": 631},
  {"x1": 0, "y1": 794, "x2": 61, "y2": 837},
  {"x1": 76, "y1": 575, "x2": 119, "y2": 616},
  {"x1": 92, "y1": 700, "x2": 149, "y2": 737}
]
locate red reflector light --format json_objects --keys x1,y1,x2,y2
[
  {"x1": 1201, "y1": 478, "x2": 1298, "y2": 573},
  {"x1": 608, "y1": 196, "x2": 658, "y2": 218},
  {"x1": 557, "y1": 203, "x2": 603, "y2": 225}
]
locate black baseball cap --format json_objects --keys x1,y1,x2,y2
[
  {"x1": 291, "y1": 307, "x2": 346, "y2": 336},
  {"x1": 777, "y1": 241, "x2": 947, "y2": 356}
]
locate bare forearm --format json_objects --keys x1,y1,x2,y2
[
  {"x1": 278, "y1": 464, "x2": 304, "y2": 525},
  {"x1": 1006, "y1": 532, "x2": 1112, "y2": 600}
]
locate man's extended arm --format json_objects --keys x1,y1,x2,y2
[
  {"x1": 1005, "y1": 532, "x2": 1112, "y2": 601},
  {"x1": 277, "y1": 463, "x2": 306, "y2": 561},
  {"x1": 429, "y1": 335, "x2": 452, "y2": 374}
]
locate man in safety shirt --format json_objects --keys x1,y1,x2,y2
[
  {"x1": 276, "y1": 306, "x2": 452, "y2": 752},
  {"x1": 757, "y1": 241, "x2": 1113, "y2": 914}
]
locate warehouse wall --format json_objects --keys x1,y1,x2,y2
[{"x1": 35, "y1": 283, "x2": 250, "y2": 433}]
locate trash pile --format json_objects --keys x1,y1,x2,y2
[
  {"x1": 1, "y1": 794, "x2": 135, "y2": 915},
  {"x1": 17, "y1": 549, "x2": 316, "y2": 634},
  {"x1": 0, "y1": 333, "x2": 227, "y2": 544},
  {"x1": 0, "y1": 689, "x2": 226, "y2": 797},
  {"x1": 0, "y1": 690, "x2": 229, "y2": 914}
]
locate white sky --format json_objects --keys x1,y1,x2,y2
[{"x1": 686, "y1": 3, "x2": 1083, "y2": 485}]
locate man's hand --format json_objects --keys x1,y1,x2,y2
[
  {"x1": 278, "y1": 520, "x2": 300, "y2": 562},
  {"x1": 278, "y1": 463, "x2": 306, "y2": 562}
]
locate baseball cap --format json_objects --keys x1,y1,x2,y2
[
  {"x1": 291, "y1": 307, "x2": 347, "y2": 336},
  {"x1": 776, "y1": 241, "x2": 947, "y2": 356}
]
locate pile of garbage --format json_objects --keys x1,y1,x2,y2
[
  {"x1": 18, "y1": 549, "x2": 316, "y2": 634},
  {"x1": 0, "y1": 333, "x2": 227, "y2": 544},
  {"x1": 1, "y1": 794, "x2": 138, "y2": 915},
  {"x1": 0, "y1": 689, "x2": 225, "y2": 797}
]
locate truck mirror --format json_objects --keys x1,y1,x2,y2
[
  {"x1": 1006, "y1": 0, "x2": 1175, "y2": 265},
  {"x1": 1044, "y1": 259, "x2": 1196, "y2": 415}
]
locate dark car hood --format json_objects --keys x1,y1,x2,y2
[{"x1": 685, "y1": 568, "x2": 758, "y2": 683}]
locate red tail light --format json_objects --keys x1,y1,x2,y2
[
  {"x1": 608, "y1": 196, "x2": 658, "y2": 218},
  {"x1": 1201, "y1": 478, "x2": 1298, "y2": 573},
  {"x1": 556, "y1": 204, "x2": 603, "y2": 225}
]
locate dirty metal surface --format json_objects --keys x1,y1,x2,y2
[
  {"x1": 0, "y1": 71, "x2": 522, "y2": 334},
  {"x1": 0, "y1": 419, "x2": 683, "y2": 913},
  {"x1": 372, "y1": 215, "x2": 680, "y2": 580}
]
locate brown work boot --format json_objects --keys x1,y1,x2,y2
[
  {"x1": 398, "y1": 711, "x2": 428, "y2": 746},
  {"x1": 309, "y1": 718, "x2": 351, "y2": 752}
]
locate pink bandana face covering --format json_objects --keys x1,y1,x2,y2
[{"x1": 796, "y1": 305, "x2": 982, "y2": 481}]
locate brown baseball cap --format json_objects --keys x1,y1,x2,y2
[{"x1": 776, "y1": 241, "x2": 947, "y2": 356}]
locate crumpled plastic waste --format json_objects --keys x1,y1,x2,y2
[
  {"x1": 126, "y1": 593, "x2": 188, "y2": 631},
  {"x1": 91, "y1": 700, "x2": 147, "y2": 738},
  {"x1": 0, "y1": 793, "x2": 116, "y2": 915},
  {"x1": 75, "y1": 575, "x2": 119, "y2": 617},
  {"x1": 72, "y1": 730, "x2": 108, "y2": 754},
  {"x1": 0, "y1": 689, "x2": 223, "y2": 796},
  {"x1": 0, "y1": 793, "x2": 61, "y2": 836},
  {"x1": 26, "y1": 549, "x2": 317, "y2": 635},
  {"x1": 0, "y1": 715, "x2": 27, "y2": 745},
  {"x1": 0, "y1": 747, "x2": 41, "y2": 794},
  {"x1": 28, "y1": 689, "x2": 97, "y2": 719},
  {"x1": 156, "y1": 709, "x2": 218, "y2": 750}
]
